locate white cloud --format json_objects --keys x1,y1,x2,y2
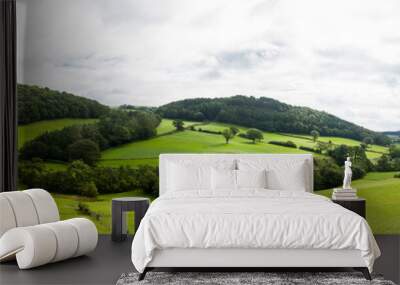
[{"x1": 17, "y1": 0, "x2": 400, "y2": 131}]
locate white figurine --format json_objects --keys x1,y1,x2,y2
[{"x1": 343, "y1": 157, "x2": 352, "y2": 189}]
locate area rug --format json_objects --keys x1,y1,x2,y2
[{"x1": 116, "y1": 272, "x2": 396, "y2": 285}]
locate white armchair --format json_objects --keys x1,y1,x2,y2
[{"x1": 0, "y1": 189, "x2": 98, "y2": 269}]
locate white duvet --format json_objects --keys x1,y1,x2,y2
[{"x1": 131, "y1": 190, "x2": 380, "y2": 273}]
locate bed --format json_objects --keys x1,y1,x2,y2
[{"x1": 131, "y1": 154, "x2": 380, "y2": 280}]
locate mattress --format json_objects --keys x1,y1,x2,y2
[{"x1": 131, "y1": 190, "x2": 380, "y2": 273}]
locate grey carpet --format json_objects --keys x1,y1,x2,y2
[{"x1": 117, "y1": 272, "x2": 396, "y2": 285}]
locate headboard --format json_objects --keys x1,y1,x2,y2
[{"x1": 159, "y1": 154, "x2": 314, "y2": 195}]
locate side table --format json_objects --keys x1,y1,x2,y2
[
  {"x1": 112, "y1": 197, "x2": 150, "y2": 242},
  {"x1": 332, "y1": 198, "x2": 366, "y2": 218}
]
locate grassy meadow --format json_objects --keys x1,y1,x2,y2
[
  {"x1": 318, "y1": 172, "x2": 400, "y2": 234},
  {"x1": 156, "y1": 118, "x2": 201, "y2": 135},
  {"x1": 18, "y1": 118, "x2": 98, "y2": 149},
  {"x1": 18, "y1": 118, "x2": 389, "y2": 165},
  {"x1": 99, "y1": 120, "x2": 387, "y2": 167},
  {"x1": 18, "y1": 118, "x2": 398, "y2": 234},
  {"x1": 100, "y1": 127, "x2": 310, "y2": 167}
]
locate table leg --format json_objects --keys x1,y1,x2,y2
[
  {"x1": 134, "y1": 202, "x2": 149, "y2": 233},
  {"x1": 112, "y1": 202, "x2": 125, "y2": 242}
]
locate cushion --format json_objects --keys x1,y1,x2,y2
[
  {"x1": 0, "y1": 192, "x2": 39, "y2": 227},
  {"x1": 0, "y1": 226, "x2": 57, "y2": 269},
  {"x1": 166, "y1": 162, "x2": 213, "y2": 192},
  {"x1": 266, "y1": 162, "x2": 307, "y2": 191},
  {"x1": 237, "y1": 159, "x2": 308, "y2": 191},
  {"x1": 0, "y1": 196, "x2": 17, "y2": 237},
  {"x1": 65, "y1": 218, "x2": 98, "y2": 257},
  {"x1": 42, "y1": 221, "x2": 79, "y2": 262},
  {"x1": 236, "y1": 169, "x2": 267, "y2": 189},
  {"x1": 211, "y1": 168, "x2": 237, "y2": 191},
  {"x1": 24, "y1": 189, "x2": 60, "y2": 224}
]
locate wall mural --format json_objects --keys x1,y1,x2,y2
[{"x1": 16, "y1": 0, "x2": 400, "y2": 234}]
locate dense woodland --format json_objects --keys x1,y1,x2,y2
[
  {"x1": 20, "y1": 109, "x2": 161, "y2": 165},
  {"x1": 19, "y1": 159, "x2": 159, "y2": 197},
  {"x1": 158, "y1": 96, "x2": 391, "y2": 146},
  {"x1": 18, "y1": 84, "x2": 109, "y2": 124}
]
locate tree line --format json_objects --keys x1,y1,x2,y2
[
  {"x1": 158, "y1": 95, "x2": 391, "y2": 146},
  {"x1": 18, "y1": 84, "x2": 109, "y2": 124},
  {"x1": 19, "y1": 159, "x2": 158, "y2": 197}
]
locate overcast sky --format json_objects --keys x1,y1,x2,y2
[{"x1": 17, "y1": 0, "x2": 400, "y2": 131}]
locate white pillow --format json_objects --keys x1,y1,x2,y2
[
  {"x1": 237, "y1": 159, "x2": 308, "y2": 191},
  {"x1": 211, "y1": 168, "x2": 237, "y2": 191},
  {"x1": 167, "y1": 163, "x2": 212, "y2": 192},
  {"x1": 266, "y1": 164, "x2": 307, "y2": 191},
  {"x1": 236, "y1": 169, "x2": 268, "y2": 189}
]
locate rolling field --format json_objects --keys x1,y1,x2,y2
[
  {"x1": 100, "y1": 129, "x2": 309, "y2": 167},
  {"x1": 156, "y1": 119, "x2": 201, "y2": 135},
  {"x1": 199, "y1": 123, "x2": 316, "y2": 148},
  {"x1": 178, "y1": 122, "x2": 386, "y2": 159},
  {"x1": 317, "y1": 136, "x2": 388, "y2": 158},
  {"x1": 281, "y1": 133, "x2": 387, "y2": 159},
  {"x1": 20, "y1": 119, "x2": 389, "y2": 169},
  {"x1": 318, "y1": 172, "x2": 400, "y2": 234},
  {"x1": 100, "y1": 120, "x2": 386, "y2": 167},
  {"x1": 18, "y1": 118, "x2": 98, "y2": 148}
]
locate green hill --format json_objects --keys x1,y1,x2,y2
[
  {"x1": 158, "y1": 95, "x2": 390, "y2": 146},
  {"x1": 100, "y1": 129, "x2": 309, "y2": 167},
  {"x1": 99, "y1": 120, "x2": 387, "y2": 167},
  {"x1": 18, "y1": 118, "x2": 98, "y2": 149},
  {"x1": 18, "y1": 84, "x2": 109, "y2": 124},
  {"x1": 201, "y1": 122, "x2": 387, "y2": 159},
  {"x1": 383, "y1": 130, "x2": 400, "y2": 136}
]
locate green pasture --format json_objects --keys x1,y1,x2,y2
[
  {"x1": 156, "y1": 119, "x2": 201, "y2": 135},
  {"x1": 18, "y1": 118, "x2": 98, "y2": 149},
  {"x1": 278, "y1": 133, "x2": 387, "y2": 159},
  {"x1": 44, "y1": 162, "x2": 68, "y2": 171},
  {"x1": 318, "y1": 136, "x2": 388, "y2": 156},
  {"x1": 24, "y1": 119, "x2": 390, "y2": 170},
  {"x1": 98, "y1": 119, "x2": 388, "y2": 166},
  {"x1": 197, "y1": 122, "x2": 386, "y2": 159},
  {"x1": 318, "y1": 172, "x2": 400, "y2": 234},
  {"x1": 197, "y1": 122, "x2": 247, "y2": 133},
  {"x1": 200, "y1": 123, "x2": 315, "y2": 148},
  {"x1": 100, "y1": 129, "x2": 309, "y2": 167}
]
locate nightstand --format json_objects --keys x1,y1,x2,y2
[
  {"x1": 111, "y1": 197, "x2": 150, "y2": 242},
  {"x1": 332, "y1": 198, "x2": 366, "y2": 218}
]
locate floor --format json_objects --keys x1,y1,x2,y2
[
  {"x1": 0, "y1": 235, "x2": 399, "y2": 285},
  {"x1": 0, "y1": 236, "x2": 134, "y2": 285}
]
